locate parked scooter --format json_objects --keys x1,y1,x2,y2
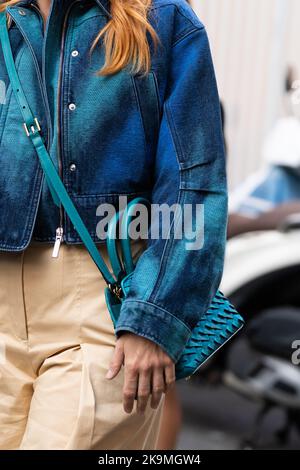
[
  {"x1": 224, "y1": 305, "x2": 300, "y2": 448},
  {"x1": 218, "y1": 80, "x2": 300, "y2": 445},
  {"x1": 221, "y1": 183, "x2": 300, "y2": 447}
]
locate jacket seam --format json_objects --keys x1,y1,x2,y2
[
  {"x1": 150, "y1": 70, "x2": 162, "y2": 120},
  {"x1": 165, "y1": 99, "x2": 185, "y2": 162},
  {"x1": 21, "y1": 166, "x2": 44, "y2": 248},
  {"x1": 147, "y1": 102, "x2": 182, "y2": 304},
  {"x1": 174, "y1": 7, "x2": 204, "y2": 34},
  {"x1": 148, "y1": 189, "x2": 183, "y2": 305},
  {"x1": 64, "y1": 14, "x2": 75, "y2": 190},
  {"x1": 132, "y1": 71, "x2": 161, "y2": 156},
  {"x1": 172, "y1": 26, "x2": 203, "y2": 48},
  {"x1": 32, "y1": 236, "x2": 106, "y2": 243},
  {"x1": 150, "y1": 2, "x2": 204, "y2": 30},
  {"x1": 130, "y1": 74, "x2": 149, "y2": 156},
  {"x1": 72, "y1": 13, "x2": 106, "y2": 28},
  {"x1": 70, "y1": 190, "x2": 150, "y2": 199},
  {"x1": 149, "y1": 2, "x2": 204, "y2": 45}
]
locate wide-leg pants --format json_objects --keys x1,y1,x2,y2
[{"x1": 0, "y1": 243, "x2": 164, "y2": 450}]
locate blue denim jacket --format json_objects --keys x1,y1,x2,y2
[{"x1": 0, "y1": 0, "x2": 228, "y2": 362}]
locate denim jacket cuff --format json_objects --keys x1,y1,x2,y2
[{"x1": 115, "y1": 299, "x2": 192, "y2": 363}]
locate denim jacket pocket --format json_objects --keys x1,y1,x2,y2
[{"x1": 132, "y1": 70, "x2": 161, "y2": 155}]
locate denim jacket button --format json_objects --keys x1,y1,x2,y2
[
  {"x1": 18, "y1": 9, "x2": 26, "y2": 16},
  {"x1": 68, "y1": 103, "x2": 76, "y2": 111},
  {"x1": 69, "y1": 163, "x2": 77, "y2": 172},
  {"x1": 71, "y1": 50, "x2": 79, "y2": 57}
]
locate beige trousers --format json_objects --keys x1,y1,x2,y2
[{"x1": 0, "y1": 242, "x2": 164, "y2": 450}]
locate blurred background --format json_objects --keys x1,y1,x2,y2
[
  {"x1": 158, "y1": 0, "x2": 300, "y2": 451},
  {"x1": 195, "y1": 0, "x2": 300, "y2": 189}
]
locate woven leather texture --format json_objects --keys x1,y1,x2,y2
[{"x1": 175, "y1": 290, "x2": 244, "y2": 380}]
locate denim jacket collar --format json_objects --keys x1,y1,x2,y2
[{"x1": 14, "y1": 0, "x2": 112, "y2": 18}]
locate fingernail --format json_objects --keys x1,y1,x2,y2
[{"x1": 106, "y1": 369, "x2": 114, "y2": 379}]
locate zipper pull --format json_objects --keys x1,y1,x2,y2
[{"x1": 52, "y1": 227, "x2": 64, "y2": 258}]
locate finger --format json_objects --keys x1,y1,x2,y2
[
  {"x1": 164, "y1": 363, "x2": 176, "y2": 391},
  {"x1": 150, "y1": 367, "x2": 165, "y2": 410},
  {"x1": 106, "y1": 341, "x2": 124, "y2": 380},
  {"x1": 123, "y1": 365, "x2": 138, "y2": 414},
  {"x1": 136, "y1": 369, "x2": 151, "y2": 415}
]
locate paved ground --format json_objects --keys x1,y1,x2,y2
[{"x1": 176, "y1": 380, "x2": 300, "y2": 450}]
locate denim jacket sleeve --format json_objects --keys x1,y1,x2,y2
[{"x1": 115, "y1": 25, "x2": 228, "y2": 363}]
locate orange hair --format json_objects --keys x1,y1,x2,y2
[{"x1": 0, "y1": 0, "x2": 159, "y2": 76}]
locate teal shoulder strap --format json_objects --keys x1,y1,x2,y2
[
  {"x1": 120, "y1": 197, "x2": 149, "y2": 274},
  {"x1": 0, "y1": 12, "x2": 116, "y2": 287}
]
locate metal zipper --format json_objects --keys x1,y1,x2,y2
[
  {"x1": 52, "y1": 227, "x2": 64, "y2": 258},
  {"x1": 54, "y1": 0, "x2": 81, "y2": 258},
  {"x1": 7, "y1": 1, "x2": 80, "y2": 257},
  {"x1": 31, "y1": 0, "x2": 65, "y2": 258}
]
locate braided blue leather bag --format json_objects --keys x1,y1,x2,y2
[
  {"x1": 105, "y1": 197, "x2": 244, "y2": 380},
  {"x1": 0, "y1": 12, "x2": 244, "y2": 381}
]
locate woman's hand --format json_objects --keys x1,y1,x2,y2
[{"x1": 106, "y1": 332, "x2": 176, "y2": 415}]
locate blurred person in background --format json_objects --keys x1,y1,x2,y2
[{"x1": 228, "y1": 68, "x2": 300, "y2": 239}]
